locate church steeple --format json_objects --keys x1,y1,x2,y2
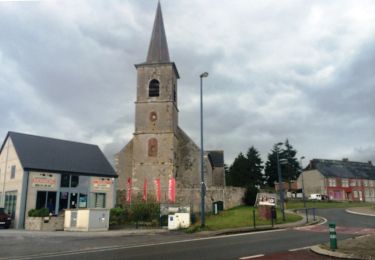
[{"x1": 146, "y1": 2, "x2": 170, "y2": 63}]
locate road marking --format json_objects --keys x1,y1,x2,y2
[
  {"x1": 239, "y1": 254, "x2": 265, "y2": 259},
  {"x1": 289, "y1": 246, "x2": 311, "y2": 251},
  {"x1": 319, "y1": 217, "x2": 327, "y2": 225},
  {"x1": 3, "y1": 229, "x2": 287, "y2": 260}
]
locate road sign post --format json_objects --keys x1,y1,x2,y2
[{"x1": 329, "y1": 222, "x2": 337, "y2": 250}]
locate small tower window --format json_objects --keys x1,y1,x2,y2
[
  {"x1": 149, "y1": 79, "x2": 160, "y2": 97},
  {"x1": 148, "y1": 138, "x2": 158, "y2": 157}
]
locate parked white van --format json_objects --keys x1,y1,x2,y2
[{"x1": 309, "y1": 194, "x2": 328, "y2": 200}]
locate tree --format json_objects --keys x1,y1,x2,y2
[
  {"x1": 281, "y1": 139, "x2": 300, "y2": 182},
  {"x1": 228, "y1": 152, "x2": 249, "y2": 187},
  {"x1": 264, "y1": 144, "x2": 282, "y2": 187},
  {"x1": 246, "y1": 146, "x2": 264, "y2": 187},
  {"x1": 227, "y1": 146, "x2": 264, "y2": 188},
  {"x1": 264, "y1": 140, "x2": 301, "y2": 188}
]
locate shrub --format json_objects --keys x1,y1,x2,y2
[
  {"x1": 243, "y1": 185, "x2": 259, "y2": 206},
  {"x1": 28, "y1": 208, "x2": 50, "y2": 217},
  {"x1": 110, "y1": 207, "x2": 129, "y2": 225}
]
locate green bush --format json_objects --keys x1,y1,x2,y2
[
  {"x1": 131, "y1": 201, "x2": 160, "y2": 222},
  {"x1": 243, "y1": 185, "x2": 259, "y2": 206},
  {"x1": 28, "y1": 208, "x2": 50, "y2": 217},
  {"x1": 110, "y1": 207, "x2": 129, "y2": 225}
]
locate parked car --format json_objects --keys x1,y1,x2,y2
[
  {"x1": 309, "y1": 194, "x2": 328, "y2": 200},
  {"x1": 0, "y1": 208, "x2": 12, "y2": 229}
]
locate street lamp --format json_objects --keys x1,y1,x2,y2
[
  {"x1": 300, "y1": 156, "x2": 306, "y2": 208},
  {"x1": 200, "y1": 72, "x2": 208, "y2": 228},
  {"x1": 276, "y1": 142, "x2": 286, "y2": 221}
]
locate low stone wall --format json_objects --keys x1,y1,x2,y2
[
  {"x1": 25, "y1": 216, "x2": 64, "y2": 231},
  {"x1": 116, "y1": 186, "x2": 245, "y2": 213}
]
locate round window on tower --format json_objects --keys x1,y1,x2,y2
[{"x1": 150, "y1": 111, "x2": 157, "y2": 122}]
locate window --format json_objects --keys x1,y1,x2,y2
[
  {"x1": 61, "y1": 174, "x2": 70, "y2": 187},
  {"x1": 79, "y1": 193, "x2": 87, "y2": 208},
  {"x1": 353, "y1": 190, "x2": 358, "y2": 198},
  {"x1": 363, "y1": 180, "x2": 369, "y2": 187},
  {"x1": 370, "y1": 180, "x2": 374, "y2": 187},
  {"x1": 350, "y1": 179, "x2": 357, "y2": 187},
  {"x1": 357, "y1": 180, "x2": 362, "y2": 186},
  {"x1": 4, "y1": 191, "x2": 17, "y2": 218},
  {"x1": 328, "y1": 178, "x2": 336, "y2": 187},
  {"x1": 91, "y1": 193, "x2": 106, "y2": 208},
  {"x1": 36, "y1": 191, "x2": 57, "y2": 214},
  {"x1": 71, "y1": 175, "x2": 79, "y2": 187},
  {"x1": 10, "y1": 165, "x2": 16, "y2": 179},
  {"x1": 148, "y1": 138, "x2": 158, "y2": 157},
  {"x1": 341, "y1": 179, "x2": 349, "y2": 187},
  {"x1": 60, "y1": 174, "x2": 79, "y2": 188},
  {"x1": 149, "y1": 79, "x2": 160, "y2": 97}
]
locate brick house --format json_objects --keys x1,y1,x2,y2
[{"x1": 297, "y1": 159, "x2": 375, "y2": 202}]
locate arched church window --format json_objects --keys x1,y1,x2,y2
[
  {"x1": 149, "y1": 79, "x2": 160, "y2": 97},
  {"x1": 148, "y1": 138, "x2": 158, "y2": 157}
]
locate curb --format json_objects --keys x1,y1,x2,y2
[
  {"x1": 346, "y1": 208, "x2": 375, "y2": 217},
  {"x1": 310, "y1": 245, "x2": 360, "y2": 259}
]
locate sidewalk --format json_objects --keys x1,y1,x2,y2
[{"x1": 311, "y1": 206, "x2": 375, "y2": 259}]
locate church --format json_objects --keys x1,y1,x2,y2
[{"x1": 115, "y1": 2, "x2": 243, "y2": 211}]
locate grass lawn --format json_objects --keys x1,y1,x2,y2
[
  {"x1": 285, "y1": 200, "x2": 374, "y2": 209},
  {"x1": 187, "y1": 206, "x2": 302, "y2": 232}
]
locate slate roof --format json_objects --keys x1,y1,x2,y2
[
  {"x1": 309, "y1": 159, "x2": 375, "y2": 180},
  {"x1": 0, "y1": 132, "x2": 116, "y2": 177},
  {"x1": 146, "y1": 1, "x2": 170, "y2": 63},
  {"x1": 206, "y1": 150, "x2": 224, "y2": 168}
]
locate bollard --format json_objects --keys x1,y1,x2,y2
[
  {"x1": 253, "y1": 209, "x2": 256, "y2": 229},
  {"x1": 313, "y1": 208, "x2": 316, "y2": 221},
  {"x1": 305, "y1": 208, "x2": 309, "y2": 223},
  {"x1": 329, "y1": 222, "x2": 337, "y2": 250}
]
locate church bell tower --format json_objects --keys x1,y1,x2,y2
[{"x1": 132, "y1": 2, "x2": 180, "y2": 200}]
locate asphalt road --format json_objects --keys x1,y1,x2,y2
[{"x1": 0, "y1": 208, "x2": 374, "y2": 260}]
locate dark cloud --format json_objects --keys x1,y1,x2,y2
[{"x1": 0, "y1": 0, "x2": 374, "y2": 166}]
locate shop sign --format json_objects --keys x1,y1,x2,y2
[
  {"x1": 32, "y1": 175, "x2": 56, "y2": 188},
  {"x1": 92, "y1": 179, "x2": 112, "y2": 191}
]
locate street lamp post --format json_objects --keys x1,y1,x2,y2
[
  {"x1": 300, "y1": 156, "x2": 306, "y2": 208},
  {"x1": 276, "y1": 142, "x2": 285, "y2": 221},
  {"x1": 200, "y1": 72, "x2": 208, "y2": 228}
]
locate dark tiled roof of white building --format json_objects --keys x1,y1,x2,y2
[{"x1": 1, "y1": 131, "x2": 116, "y2": 177}]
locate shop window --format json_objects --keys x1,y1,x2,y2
[
  {"x1": 79, "y1": 193, "x2": 87, "y2": 208},
  {"x1": 10, "y1": 165, "x2": 16, "y2": 179},
  {"x1": 59, "y1": 192, "x2": 69, "y2": 212},
  {"x1": 91, "y1": 193, "x2": 106, "y2": 208},
  {"x1": 36, "y1": 191, "x2": 57, "y2": 214},
  {"x1": 70, "y1": 193, "x2": 78, "y2": 209},
  {"x1": 4, "y1": 191, "x2": 17, "y2": 218}
]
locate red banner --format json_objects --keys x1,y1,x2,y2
[
  {"x1": 169, "y1": 178, "x2": 176, "y2": 203},
  {"x1": 127, "y1": 177, "x2": 132, "y2": 204},
  {"x1": 154, "y1": 179, "x2": 161, "y2": 202},
  {"x1": 143, "y1": 179, "x2": 147, "y2": 202}
]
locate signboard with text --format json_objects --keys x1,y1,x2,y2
[
  {"x1": 255, "y1": 192, "x2": 277, "y2": 206},
  {"x1": 92, "y1": 179, "x2": 113, "y2": 192},
  {"x1": 31, "y1": 175, "x2": 56, "y2": 188}
]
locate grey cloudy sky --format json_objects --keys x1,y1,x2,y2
[{"x1": 1, "y1": 0, "x2": 374, "y2": 166}]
